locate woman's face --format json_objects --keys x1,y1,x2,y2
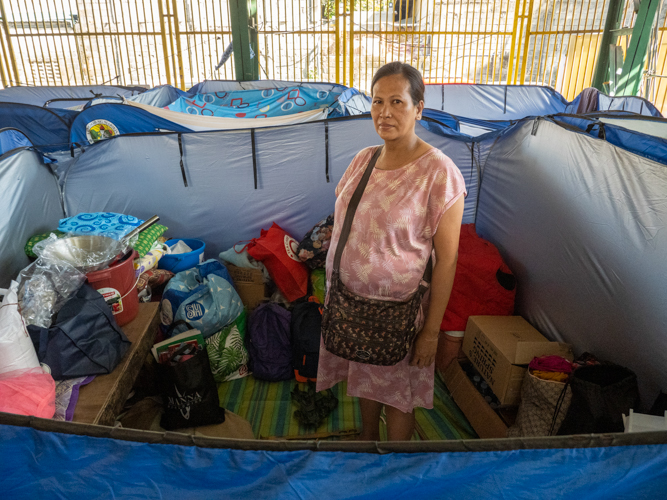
[{"x1": 370, "y1": 73, "x2": 424, "y2": 142}]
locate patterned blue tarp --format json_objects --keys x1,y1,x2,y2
[{"x1": 166, "y1": 87, "x2": 340, "y2": 118}]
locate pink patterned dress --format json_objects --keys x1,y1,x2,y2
[{"x1": 316, "y1": 146, "x2": 467, "y2": 413}]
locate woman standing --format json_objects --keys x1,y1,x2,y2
[{"x1": 316, "y1": 62, "x2": 466, "y2": 441}]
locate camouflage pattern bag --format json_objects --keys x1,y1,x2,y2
[{"x1": 322, "y1": 271, "x2": 429, "y2": 366}]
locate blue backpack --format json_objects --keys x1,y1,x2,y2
[{"x1": 246, "y1": 303, "x2": 293, "y2": 381}]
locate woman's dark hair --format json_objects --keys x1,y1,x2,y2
[{"x1": 370, "y1": 62, "x2": 424, "y2": 105}]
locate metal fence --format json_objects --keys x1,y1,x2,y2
[
  {"x1": 0, "y1": 0, "x2": 665, "y2": 113},
  {"x1": 0, "y1": 0, "x2": 235, "y2": 89}
]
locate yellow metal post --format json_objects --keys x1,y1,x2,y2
[
  {"x1": 349, "y1": 0, "x2": 355, "y2": 88},
  {"x1": 0, "y1": 0, "x2": 18, "y2": 85},
  {"x1": 519, "y1": 0, "x2": 535, "y2": 84},
  {"x1": 165, "y1": 0, "x2": 179, "y2": 88},
  {"x1": 157, "y1": 0, "x2": 172, "y2": 86},
  {"x1": 0, "y1": 20, "x2": 10, "y2": 87},
  {"x1": 171, "y1": 0, "x2": 185, "y2": 89},
  {"x1": 506, "y1": 0, "x2": 523, "y2": 84},
  {"x1": 335, "y1": 0, "x2": 340, "y2": 84}
]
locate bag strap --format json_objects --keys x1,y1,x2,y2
[
  {"x1": 549, "y1": 378, "x2": 571, "y2": 436},
  {"x1": 333, "y1": 145, "x2": 384, "y2": 273},
  {"x1": 166, "y1": 320, "x2": 195, "y2": 337},
  {"x1": 332, "y1": 145, "x2": 433, "y2": 285}
]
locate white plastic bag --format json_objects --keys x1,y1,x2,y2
[{"x1": 0, "y1": 282, "x2": 40, "y2": 375}]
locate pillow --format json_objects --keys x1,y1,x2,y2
[
  {"x1": 132, "y1": 224, "x2": 168, "y2": 257},
  {"x1": 58, "y1": 212, "x2": 144, "y2": 240},
  {"x1": 136, "y1": 268, "x2": 174, "y2": 292}
]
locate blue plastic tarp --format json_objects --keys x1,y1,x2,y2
[{"x1": 3, "y1": 424, "x2": 667, "y2": 499}]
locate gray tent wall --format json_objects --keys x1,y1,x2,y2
[
  {"x1": 424, "y1": 84, "x2": 568, "y2": 120},
  {"x1": 424, "y1": 84, "x2": 662, "y2": 121},
  {"x1": 0, "y1": 149, "x2": 64, "y2": 286},
  {"x1": 598, "y1": 94, "x2": 657, "y2": 115},
  {"x1": 475, "y1": 118, "x2": 667, "y2": 403},
  {"x1": 597, "y1": 115, "x2": 667, "y2": 139},
  {"x1": 62, "y1": 117, "x2": 478, "y2": 260}
]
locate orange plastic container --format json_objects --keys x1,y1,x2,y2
[{"x1": 86, "y1": 250, "x2": 139, "y2": 326}]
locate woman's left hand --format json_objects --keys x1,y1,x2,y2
[{"x1": 410, "y1": 327, "x2": 440, "y2": 369}]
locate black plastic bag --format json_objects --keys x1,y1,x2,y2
[
  {"x1": 28, "y1": 284, "x2": 131, "y2": 380},
  {"x1": 158, "y1": 347, "x2": 225, "y2": 430},
  {"x1": 557, "y1": 364, "x2": 640, "y2": 435}
]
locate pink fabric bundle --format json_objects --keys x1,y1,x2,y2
[
  {"x1": 0, "y1": 367, "x2": 56, "y2": 418},
  {"x1": 529, "y1": 355, "x2": 573, "y2": 373}
]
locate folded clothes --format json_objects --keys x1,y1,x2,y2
[
  {"x1": 529, "y1": 355, "x2": 573, "y2": 373},
  {"x1": 530, "y1": 370, "x2": 569, "y2": 383}
]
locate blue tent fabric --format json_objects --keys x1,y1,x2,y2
[
  {"x1": 0, "y1": 85, "x2": 146, "y2": 107},
  {"x1": 2, "y1": 423, "x2": 667, "y2": 498},
  {"x1": 420, "y1": 108, "x2": 460, "y2": 133},
  {"x1": 551, "y1": 114, "x2": 667, "y2": 165},
  {"x1": 69, "y1": 103, "x2": 193, "y2": 143},
  {"x1": 166, "y1": 87, "x2": 340, "y2": 118},
  {"x1": 0, "y1": 102, "x2": 73, "y2": 146},
  {"x1": 0, "y1": 128, "x2": 32, "y2": 155}
]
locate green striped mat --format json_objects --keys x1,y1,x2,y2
[{"x1": 218, "y1": 371, "x2": 477, "y2": 441}]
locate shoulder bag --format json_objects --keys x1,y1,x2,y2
[{"x1": 321, "y1": 146, "x2": 432, "y2": 366}]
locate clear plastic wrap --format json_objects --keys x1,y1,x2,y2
[
  {"x1": 33, "y1": 233, "x2": 130, "y2": 273},
  {"x1": 16, "y1": 255, "x2": 86, "y2": 329}
]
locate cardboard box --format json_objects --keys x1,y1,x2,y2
[
  {"x1": 224, "y1": 262, "x2": 267, "y2": 311},
  {"x1": 442, "y1": 360, "x2": 509, "y2": 439},
  {"x1": 462, "y1": 316, "x2": 573, "y2": 406}
]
